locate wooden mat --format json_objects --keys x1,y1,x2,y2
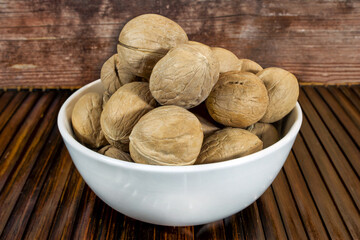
[{"x1": 0, "y1": 86, "x2": 359, "y2": 239}]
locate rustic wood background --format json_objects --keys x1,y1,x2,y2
[{"x1": 1, "y1": 0, "x2": 359, "y2": 89}]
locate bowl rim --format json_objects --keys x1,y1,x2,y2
[{"x1": 57, "y1": 79, "x2": 303, "y2": 173}]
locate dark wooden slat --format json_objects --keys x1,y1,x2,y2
[
  {"x1": 298, "y1": 115, "x2": 360, "y2": 239},
  {"x1": 0, "y1": 92, "x2": 39, "y2": 158},
  {"x1": 293, "y1": 134, "x2": 351, "y2": 239},
  {"x1": 0, "y1": 126, "x2": 62, "y2": 239},
  {"x1": 257, "y1": 187, "x2": 288, "y2": 240},
  {"x1": 240, "y1": 202, "x2": 265, "y2": 240},
  {"x1": 223, "y1": 214, "x2": 244, "y2": 240},
  {"x1": 340, "y1": 86, "x2": 360, "y2": 112},
  {"x1": 328, "y1": 86, "x2": 360, "y2": 129},
  {"x1": 0, "y1": 92, "x2": 55, "y2": 191},
  {"x1": 22, "y1": 147, "x2": 73, "y2": 240},
  {"x1": 0, "y1": 91, "x2": 27, "y2": 131},
  {"x1": 0, "y1": 94, "x2": 62, "y2": 234},
  {"x1": 0, "y1": 91, "x2": 16, "y2": 114},
  {"x1": 98, "y1": 205, "x2": 117, "y2": 240},
  {"x1": 283, "y1": 152, "x2": 329, "y2": 240},
  {"x1": 300, "y1": 88, "x2": 360, "y2": 207},
  {"x1": 119, "y1": 215, "x2": 157, "y2": 240},
  {"x1": 315, "y1": 87, "x2": 360, "y2": 146},
  {"x1": 352, "y1": 86, "x2": 360, "y2": 98},
  {"x1": 272, "y1": 169, "x2": 308, "y2": 240},
  {"x1": 157, "y1": 225, "x2": 195, "y2": 240},
  {"x1": 71, "y1": 187, "x2": 99, "y2": 239},
  {"x1": 194, "y1": 221, "x2": 226, "y2": 240},
  {"x1": 48, "y1": 168, "x2": 85, "y2": 240}
]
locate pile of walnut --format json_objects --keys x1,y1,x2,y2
[{"x1": 71, "y1": 14, "x2": 299, "y2": 166}]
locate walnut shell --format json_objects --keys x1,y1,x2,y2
[
  {"x1": 211, "y1": 47, "x2": 239, "y2": 73},
  {"x1": 196, "y1": 128, "x2": 263, "y2": 164},
  {"x1": 150, "y1": 43, "x2": 220, "y2": 109},
  {"x1": 72, "y1": 92, "x2": 107, "y2": 148},
  {"x1": 235, "y1": 59, "x2": 263, "y2": 74},
  {"x1": 98, "y1": 145, "x2": 132, "y2": 162},
  {"x1": 100, "y1": 82, "x2": 157, "y2": 151},
  {"x1": 101, "y1": 54, "x2": 139, "y2": 105},
  {"x1": 247, "y1": 123, "x2": 279, "y2": 148},
  {"x1": 206, "y1": 71, "x2": 269, "y2": 128},
  {"x1": 117, "y1": 14, "x2": 188, "y2": 79},
  {"x1": 257, "y1": 67, "x2": 299, "y2": 123},
  {"x1": 129, "y1": 106, "x2": 203, "y2": 166}
]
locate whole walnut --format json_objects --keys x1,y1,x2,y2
[
  {"x1": 206, "y1": 71, "x2": 269, "y2": 128},
  {"x1": 247, "y1": 123, "x2": 279, "y2": 148},
  {"x1": 98, "y1": 145, "x2": 132, "y2": 162},
  {"x1": 257, "y1": 67, "x2": 299, "y2": 123},
  {"x1": 101, "y1": 54, "x2": 139, "y2": 104},
  {"x1": 235, "y1": 59, "x2": 263, "y2": 74},
  {"x1": 100, "y1": 82, "x2": 157, "y2": 151},
  {"x1": 190, "y1": 102, "x2": 220, "y2": 138},
  {"x1": 117, "y1": 14, "x2": 188, "y2": 79},
  {"x1": 211, "y1": 47, "x2": 239, "y2": 73},
  {"x1": 72, "y1": 92, "x2": 107, "y2": 148},
  {"x1": 129, "y1": 106, "x2": 203, "y2": 166},
  {"x1": 150, "y1": 43, "x2": 220, "y2": 109},
  {"x1": 196, "y1": 128, "x2": 263, "y2": 164}
]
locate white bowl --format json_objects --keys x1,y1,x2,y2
[{"x1": 57, "y1": 79, "x2": 302, "y2": 226}]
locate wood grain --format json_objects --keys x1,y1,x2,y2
[{"x1": 1, "y1": 0, "x2": 360, "y2": 88}]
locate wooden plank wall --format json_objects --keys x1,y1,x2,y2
[{"x1": 0, "y1": 0, "x2": 359, "y2": 89}]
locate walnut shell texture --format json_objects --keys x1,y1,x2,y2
[
  {"x1": 118, "y1": 14, "x2": 188, "y2": 79},
  {"x1": 235, "y1": 59, "x2": 263, "y2": 74},
  {"x1": 257, "y1": 67, "x2": 299, "y2": 123},
  {"x1": 196, "y1": 128, "x2": 263, "y2": 164},
  {"x1": 150, "y1": 43, "x2": 220, "y2": 109},
  {"x1": 98, "y1": 145, "x2": 132, "y2": 162},
  {"x1": 206, "y1": 71, "x2": 269, "y2": 128},
  {"x1": 247, "y1": 123, "x2": 279, "y2": 148},
  {"x1": 100, "y1": 82, "x2": 157, "y2": 151},
  {"x1": 72, "y1": 92, "x2": 107, "y2": 148},
  {"x1": 211, "y1": 47, "x2": 239, "y2": 73},
  {"x1": 129, "y1": 106, "x2": 203, "y2": 166}
]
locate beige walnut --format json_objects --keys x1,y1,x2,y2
[
  {"x1": 72, "y1": 92, "x2": 107, "y2": 148},
  {"x1": 100, "y1": 82, "x2": 157, "y2": 152},
  {"x1": 211, "y1": 47, "x2": 239, "y2": 73},
  {"x1": 129, "y1": 106, "x2": 203, "y2": 166},
  {"x1": 196, "y1": 128, "x2": 263, "y2": 164},
  {"x1": 257, "y1": 67, "x2": 299, "y2": 123},
  {"x1": 98, "y1": 145, "x2": 132, "y2": 162},
  {"x1": 117, "y1": 14, "x2": 188, "y2": 79},
  {"x1": 235, "y1": 59, "x2": 263, "y2": 74},
  {"x1": 206, "y1": 71, "x2": 269, "y2": 128},
  {"x1": 247, "y1": 123, "x2": 279, "y2": 148},
  {"x1": 150, "y1": 43, "x2": 220, "y2": 109},
  {"x1": 101, "y1": 54, "x2": 139, "y2": 104}
]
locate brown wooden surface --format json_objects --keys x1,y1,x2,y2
[
  {"x1": 1, "y1": 0, "x2": 360, "y2": 88},
  {"x1": 0, "y1": 86, "x2": 359, "y2": 239}
]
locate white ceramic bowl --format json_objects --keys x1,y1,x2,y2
[{"x1": 57, "y1": 79, "x2": 302, "y2": 226}]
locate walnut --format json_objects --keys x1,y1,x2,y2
[
  {"x1": 206, "y1": 71, "x2": 269, "y2": 128},
  {"x1": 211, "y1": 47, "x2": 239, "y2": 73},
  {"x1": 129, "y1": 106, "x2": 203, "y2": 166},
  {"x1": 150, "y1": 43, "x2": 220, "y2": 109},
  {"x1": 196, "y1": 128, "x2": 263, "y2": 164},
  {"x1": 235, "y1": 59, "x2": 263, "y2": 74},
  {"x1": 101, "y1": 54, "x2": 139, "y2": 105},
  {"x1": 71, "y1": 92, "x2": 107, "y2": 148},
  {"x1": 117, "y1": 14, "x2": 188, "y2": 79},
  {"x1": 98, "y1": 145, "x2": 132, "y2": 162},
  {"x1": 257, "y1": 67, "x2": 299, "y2": 123},
  {"x1": 100, "y1": 82, "x2": 157, "y2": 151},
  {"x1": 247, "y1": 123, "x2": 279, "y2": 148}
]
